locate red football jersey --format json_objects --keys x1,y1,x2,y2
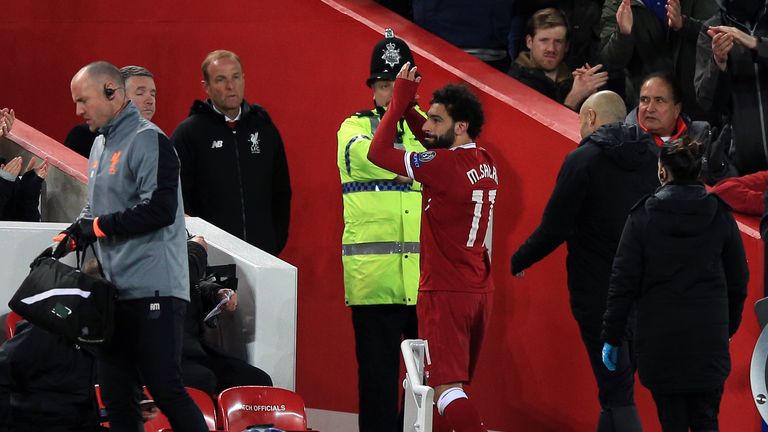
[{"x1": 403, "y1": 144, "x2": 498, "y2": 293}]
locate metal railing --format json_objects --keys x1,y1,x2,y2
[{"x1": 401, "y1": 339, "x2": 434, "y2": 432}]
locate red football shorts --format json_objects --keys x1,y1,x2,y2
[{"x1": 417, "y1": 290, "x2": 492, "y2": 387}]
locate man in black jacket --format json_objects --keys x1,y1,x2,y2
[
  {"x1": 695, "y1": 0, "x2": 768, "y2": 175},
  {"x1": 0, "y1": 322, "x2": 103, "y2": 432},
  {"x1": 511, "y1": 90, "x2": 658, "y2": 432},
  {"x1": 182, "y1": 235, "x2": 273, "y2": 396},
  {"x1": 508, "y1": 8, "x2": 608, "y2": 111},
  {"x1": 171, "y1": 50, "x2": 292, "y2": 256}
]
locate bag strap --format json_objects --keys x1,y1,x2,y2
[{"x1": 50, "y1": 234, "x2": 72, "y2": 259}]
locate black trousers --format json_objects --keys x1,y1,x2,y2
[
  {"x1": 578, "y1": 319, "x2": 637, "y2": 409},
  {"x1": 97, "y1": 297, "x2": 207, "y2": 432},
  {"x1": 351, "y1": 304, "x2": 418, "y2": 432},
  {"x1": 182, "y1": 345, "x2": 273, "y2": 396},
  {"x1": 651, "y1": 387, "x2": 724, "y2": 432}
]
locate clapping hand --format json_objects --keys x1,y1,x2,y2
[
  {"x1": 616, "y1": 0, "x2": 633, "y2": 35},
  {"x1": 666, "y1": 0, "x2": 683, "y2": 31},
  {"x1": 0, "y1": 108, "x2": 15, "y2": 138},
  {"x1": 0, "y1": 156, "x2": 22, "y2": 177}
]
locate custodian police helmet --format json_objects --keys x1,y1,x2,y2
[{"x1": 366, "y1": 28, "x2": 417, "y2": 87}]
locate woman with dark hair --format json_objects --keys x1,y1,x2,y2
[{"x1": 600, "y1": 137, "x2": 749, "y2": 431}]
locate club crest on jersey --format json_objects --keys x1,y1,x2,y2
[
  {"x1": 250, "y1": 132, "x2": 261, "y2": 154},
  {"x1": 382, "y1": 43, "x2": 401, "y2": 67}
]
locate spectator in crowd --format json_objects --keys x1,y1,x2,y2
[
  {"x1": 625, "y1": 72, "x2": 710, "y2": 146},
  {"x1": 336, "y1": 29, "x2": 422, "y2": 432},
  {"x1": 602, "y1": 136, "x2": 748, "y2": 432},
  {"x1": 511, "y1": 91, "x2": 656, "y2": 432},
  {"x1": 413, "y1": 0, "x2": 514, "y2": 71},
  {"x1": 119, "y1": 66, "x2": 157, "y2": 123},
  {"x1": 710, "y1": 169, "x2": 768, "y2": 215},
  {"x1": 65, "y1": 65, "x2": 158, "y2": 158},
  {"x1": 0, "y1": 108, "x2": 14, "y2": 138},
  {"x1": 171, "y1": 50, "x2": 292, "y2": 256},
  {"x1": 0, "y1": 108, "x2": 49, "y2": 222},
  {"x1": 695, "y1": 0, "x2": 768, "y2": 175},
  {"x1": 183, "y1": 235, "x2": 273, "y2": 396},
  {"x1": 369, "y1": 64, "x2": 498, "y2": 432},
  {"x1": 511, "y1": 0, "x2": 604, "y2": 70},
  {"x1": 625, "y1": 72, "x2": 738, "y2": 184},
  {"x1": 0, "y1": 155, "x2": 49, "y2": 222},
  {"x1": 601, "y1": 0, "x2": 719, "y2": 118},
  {"x1": 0, "y1": 320, "x2": 103, "y2": 432},
  {"x1": 509, "y1": 7, "x2": 608, "y2": 111},
  {"x1": 67, "y1": 61, "x2": 207, "y2": 431}
]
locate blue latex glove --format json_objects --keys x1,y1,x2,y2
[{"x1": 602, "y1": 342, "x2": 618, "y2": 371}]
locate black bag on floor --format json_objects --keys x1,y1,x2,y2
[{"x1": 8, "y1": 237, "x2": 117, "y2": 345}]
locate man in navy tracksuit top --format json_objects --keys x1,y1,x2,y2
[{"x1": 68, "y1": 61, "x2": 207, "y2": 432}]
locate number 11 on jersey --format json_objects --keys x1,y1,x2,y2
[{"x1": 467, "y1": 189, "x2": 497, "y2": 247}]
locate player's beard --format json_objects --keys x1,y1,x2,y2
[{"x1": 423, "y1": 128, "x2": 455, "y2": 149}]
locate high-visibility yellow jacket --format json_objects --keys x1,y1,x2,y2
[{"x1": 337, "y1": 107, "x2": 425, "y2": 306}]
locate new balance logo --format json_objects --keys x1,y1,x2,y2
[
  {"x1": 211, "y1": 140, "x2": 223, "y2": 149},
  {"x1": 149, "y1": 303, "x2": 160, "y2": 311}
]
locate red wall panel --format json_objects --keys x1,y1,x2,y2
[{"x1": 1, "y1": 0, "x2": 763, "y2": 430}]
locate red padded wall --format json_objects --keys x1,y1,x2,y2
[{"x1": 1, "y1": 1, "x2": 763, "y2": 430}]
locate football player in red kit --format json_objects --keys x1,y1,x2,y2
[{"x1": 368, "y1": 63, "x2": 498, "y2": 432}]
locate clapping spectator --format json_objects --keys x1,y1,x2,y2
[
  {"x1": 509, "y1": 8, "x2": 608, "y2": 111},
  {"x1": 0, "y1": 109, "x2": 14, "y2": 138},
  {"x1": 601, "y1": 0, "x2": 719, "y2": 118},
  {"x1": 695, "y1": 0, "x2": 768, "y2": 175},
  {"x1": 0, "y1": 155, "x2": 49, "y2": 222}
]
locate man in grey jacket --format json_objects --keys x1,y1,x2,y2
[{"x1": 67, "y1": 61, "x2": 207, "y2": 432}]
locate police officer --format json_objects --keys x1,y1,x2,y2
[{"x1": 336, "y1": 29, "x2": 425, "y2": 432}]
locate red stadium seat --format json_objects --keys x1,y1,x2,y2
[
  {"x1": 143, "y1": 387, "x2": 217, "y2": 432},
  {"x1": 218, "y1": 386, "x2": 308, "y2": 431},
  {"x1": 5, "y1": 311, "x2": 23, "y2": 339}
]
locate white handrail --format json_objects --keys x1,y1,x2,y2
[{"x1": 401, "y1": 339, "x2": 434, "y2": 432}]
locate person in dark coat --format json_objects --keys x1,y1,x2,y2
[
  {"x1": 0, "y1": 155, "x2": 48, "y2": 222},
  {"x1": 182, "y1": 235, "x2": 272, "y2": 396},
  {"x1": 171, "y1": 50, "x2": 292, "y2": 257},
  {"x1": 0, "y1": 108, "x2": 49, "y2": 222},
  {"x1": 511, "y1": 90, "x2": 657, "y2": 431},
  {"x1": 0, "y1": 321, "x2": 103, "y2": 432},
  {"x1": 695, "y1": 0, "x2": 768, "y2": 175},
  {"x1": 601, "y1": 0, "x2": 719, "y2": 117},
  {"x1": 601, "y1": 136, "x2": 749, "y2": 432}
]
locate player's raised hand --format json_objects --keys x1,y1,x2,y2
[{"x1": 397, "y1": 62, "x2": 421, "y2": 83}]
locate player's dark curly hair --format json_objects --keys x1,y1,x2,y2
[
  {"x1": 660, "y1": 136, "x2": 704, "y2": 182},
  {"x1": 430, "y1": 84, "x2": 485, "y2": 139}
]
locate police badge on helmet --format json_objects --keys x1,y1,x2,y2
[{"x1": 366, "y1": 28, "x2": 418, "y2": 87}]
